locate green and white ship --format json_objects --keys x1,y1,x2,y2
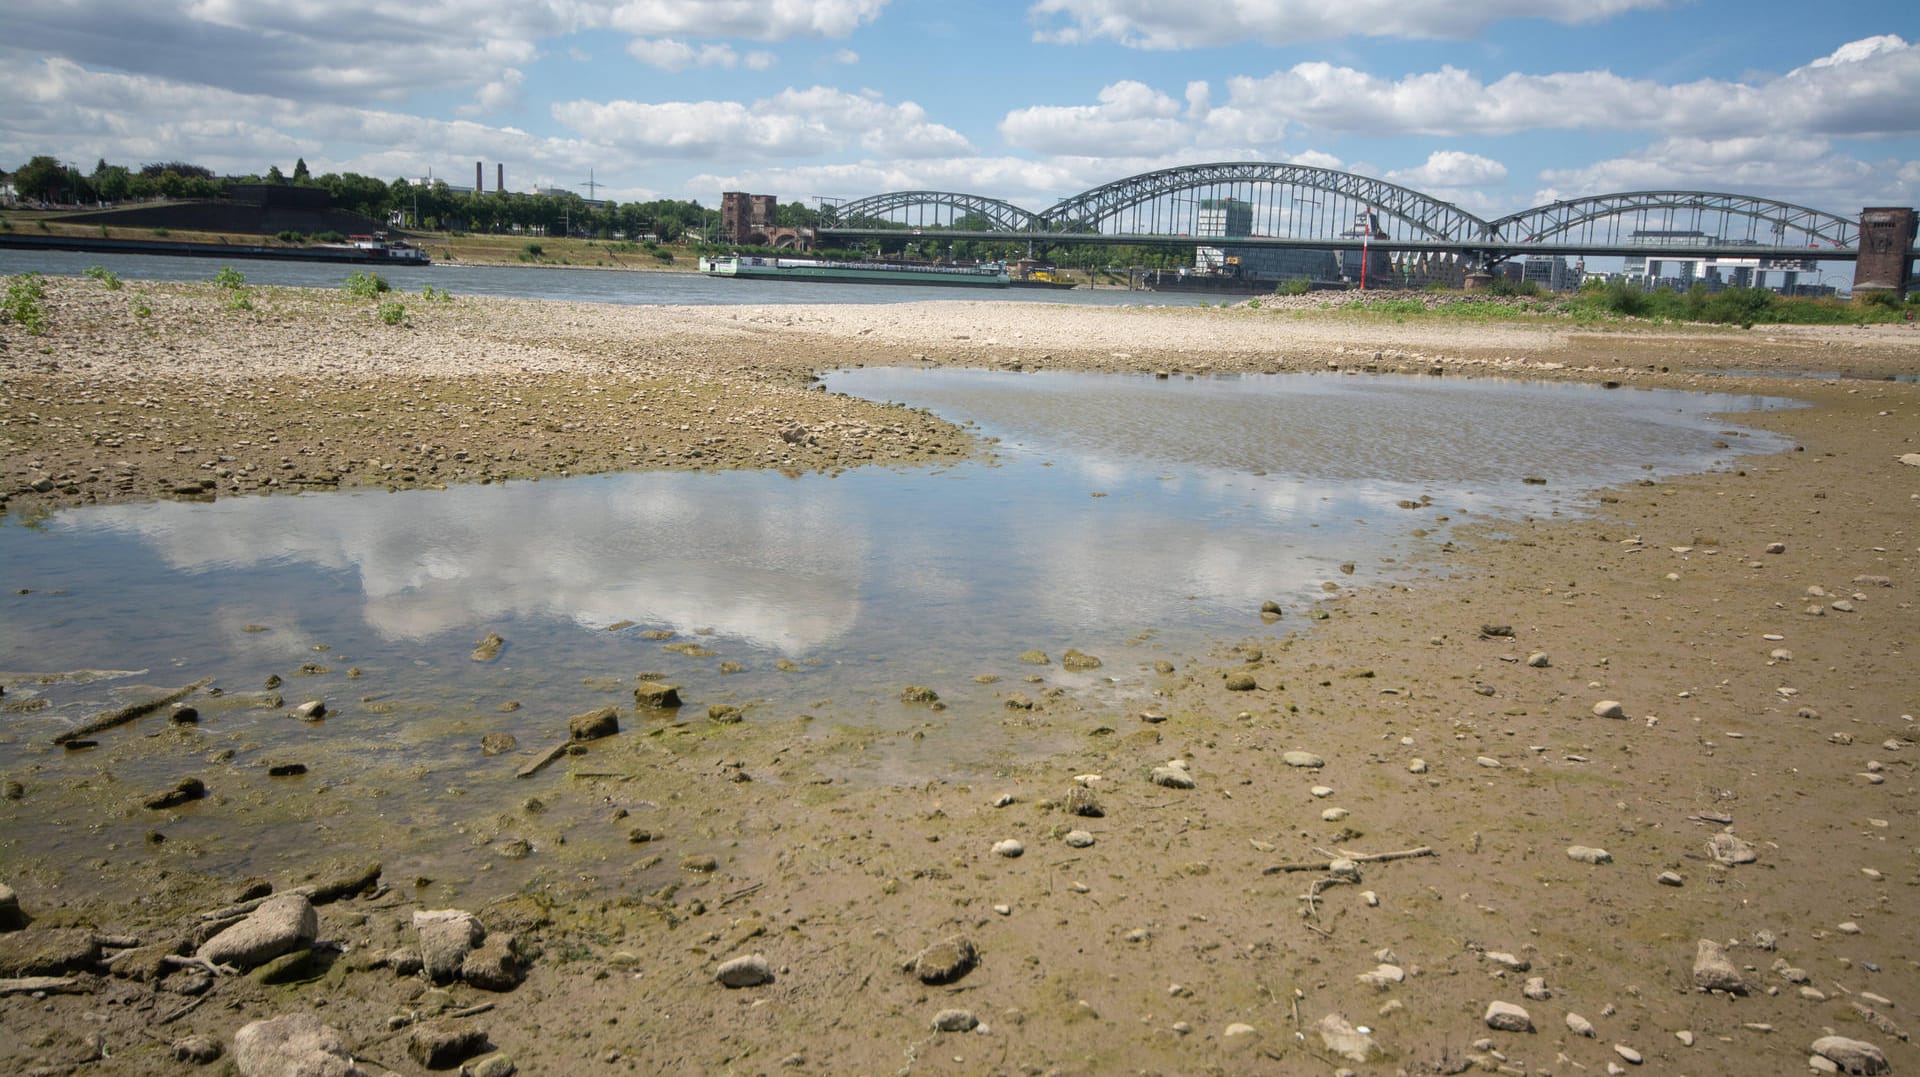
[{"x1": 699, "y1": 254, "x2": 1010, "y2": 288}]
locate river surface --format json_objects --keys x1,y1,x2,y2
[{"x1": 0, "y1": 247, "x2": 1219, "y2": 307}]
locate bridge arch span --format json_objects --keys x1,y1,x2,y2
[
  {"x1": 1038, "y1": 162, "x2": 1493, "y2": 242},
  {"x1": 832, "y1": 191, "x2": 1043, "y2": 232},
  {"x1": 1489, "y1": 191, "x2": 1858, "y2": 249}
]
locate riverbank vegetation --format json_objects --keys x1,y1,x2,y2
[{"x1": 1336, "y1": 281, "x2": 1917, "y2": 328}]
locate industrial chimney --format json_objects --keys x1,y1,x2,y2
[
  {"x1": 497, "y1": 163, "x2": 504, "y2": 194},
  {"x1": 475, "y1": 161, "x2": 483, "y2": 193}
]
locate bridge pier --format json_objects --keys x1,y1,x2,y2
[{"x1": 1852, "y1": 207, "x2": 1916, "y2": 301}]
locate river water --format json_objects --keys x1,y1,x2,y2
[{"x1": 0, "y1": 247, "x2": 1218, "y2": 307}]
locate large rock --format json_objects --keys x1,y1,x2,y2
[
  {"x1": 1708, "y1": 831, "x2": 1758, "y2": 865},
  {"x1": 909, "y1": 935, "x2": 977, "y2": 985},
  {"x1": 415, "y1": 909, "x2": 485, "y2": 983},
  {"x1": 716, "y1": 952, "x2": 774, "y2": 987},
  {"x1": 231, "y1": 1013, "x2": 366, "y2": 1077},
  {"x1": 1484, "y1": 1001, "x2": 1533, "y2": 1032},
  {"x1": 1810, "y1": 1035, "x2": 1890, "y2": 1075},
  {"x1": 198, "y1": 894, "x2": 317, "y2": 970},
  {"x1": 460, "y1": 932, "x2": 524, "y2": 991},
  {"x1": 1315, "y1": 1013, "x2": 1378, "y2": 1062},
  {"x1": 567, "y1": 707, "x2": 618, "y2": 741},
  {"x1": 0, "y1": 882, "x2": 26, "y2": 931},
  {"x1": 0, "y1": 927, "x2": 99, "y2": 975},
  {"x1": 633, "y1": 681, "x2": 682, "y2": 709},
  {"x1": 1692, "y1": 939, "x2": 1749, "y2": 994},
  {"x1": 408, "y1": 1022, "x2": 489, "y2": 1069}
]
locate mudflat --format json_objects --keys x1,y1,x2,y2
[{"x1": 2, "y1": 277, "x2": 1917, "y2": 1076}]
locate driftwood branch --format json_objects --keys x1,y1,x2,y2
[
  {"x1": 515, "y1": 739, "x2": 573, "y2": 779},
  {"x1": 52, "y1": 678, "x2": 212, "y2": 745},
  {"x1": 0, "y1": 976, "x2": 86, "y2": 996},
  {"x1": 1263, "y1": 845, "x2": 1435, "y2": 876}
]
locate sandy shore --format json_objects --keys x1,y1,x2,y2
[{"x1": 2, "y1": 276, "x2": 1919, "y2": 1075}]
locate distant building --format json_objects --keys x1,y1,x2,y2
[
  {"x1": 1194, "y1": 197, "x2": 1348, "y2": 284},
  {"x1": 1522, "y1": 256, "x2": 1576, "y2": 291},
  {"x1": 720, "y1": 191, "x2": 807, "y2": 249}
]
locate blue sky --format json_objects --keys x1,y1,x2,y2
[{"x1": 2, "y1": 0, "x2": 1916, "y2": 222}]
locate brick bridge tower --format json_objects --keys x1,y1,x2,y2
[{"x1": 1853, "y1": 207, "x2": 1916, "y2": 300}]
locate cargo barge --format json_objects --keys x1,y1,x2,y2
[{"x1": 699, "y1": 254, "x2": 1008, "y2": 287}]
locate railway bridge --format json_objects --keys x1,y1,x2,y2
[{"x1": 807, "y1": 163, "x2": 1915, "y2": 296}]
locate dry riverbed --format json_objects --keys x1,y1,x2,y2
[{"x1": 1, "y1": 276, "x2": 1918, "y2": 1076}]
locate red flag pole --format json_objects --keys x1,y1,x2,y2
[{"x1": 1360, "y1": 206, "x2": 1370, "y2": 291}]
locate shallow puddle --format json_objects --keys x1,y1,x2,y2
[{"x1": 0, "y1": 369, "x2": 1793, "y2": 894}]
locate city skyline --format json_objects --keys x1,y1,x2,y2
[{"x1": 1, "y1": 1, "x2": 1915, "y2": 219}]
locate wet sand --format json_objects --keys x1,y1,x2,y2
[{"x1": 1, "y1": 276, "x2": 1918, "y2": 1075}]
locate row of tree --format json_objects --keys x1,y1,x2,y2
[{"x1": 5, "y1": 155, "x2": 1194, "y2": 266}]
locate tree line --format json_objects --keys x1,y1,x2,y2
[{"x1": 3, "y1": 155, "x2": 735, "y2": 243}]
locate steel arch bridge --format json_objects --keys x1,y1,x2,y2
[
  {"x1": 1488, "y1": 191, "x2": 1859, "y2": 249},
  {"x1": 833, "y1": 190, "x2": 1043, "y2": 232},
  {"x1": 1036, "y1": 161, "x2": 1489, "y2": 241}
]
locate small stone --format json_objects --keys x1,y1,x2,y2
[
  {"x1": 461, "y1": 933, "x2": 524, "y2": 991},
  {"x1": 480, "y1": 733, "x2": 516, "y2": 756},
  {"x1": 1321, "y1": 807, "x2": 1349, "y2": 822},
  {"x1": 467, "y1": 1055, "x2": 516, "y2": 1077},
  {"x1": 1527, "y1": 653, "x2": 1550, "y2": 668},
  {"x1": 198, "y1": 893, "x2": 318, "y2": 970},
  {"x1": 1310, "y1": 785, "x2": 1334, "y2": 797},
  {"x1": 992, "y1": 839, "x2": 1024, "y2": 858},
  {"x1": 1061, "y1": 648, "x2": 1101, "y2": 670},
  {"x1": 1614, "y1": 1044, "x2": 1643, "y2": 1064},
  {"x1": 1676, "y1": 1030, "x2": 1694, "y2": 1046},
  {"x1": 1476, "y1": 756, "x2": 1502, "y2": 768},
  {"x1": 1523, "y1": 977, "x2": 1551, "y2": 1000},
  {"x1": 1593, "y1": 700, "x2": 1626, "y2": 719},
  {"x1": 1283, "y1": 751, "x2": 1325, "y2": 768},
  {"x1": 1566, "y1": 845, "x2": 1612, "y2": 864},
  {"x1": 899, "y1": 685, "x2": 939, "y2": 703},
  {"x1": 1408, "y1": 758, "x2": 1428, "y2": 773},
  {"x1": 1484, "y1": 1001, "x2": 1533, "y2": 1032},
  {"x1": 1327, "y1": 859, "x2": 1360, "y2": 882},
  {"x1": 1357, "y1": 964, "x2": 1405, "y2": 989},
  {"x1": 170, "y1": 1034, "x2": 222, "y2": 1064},
  {"x1": 1486, "y1": 951, "x2": 1531, "y2": 972},
  {"x1": 1151, "y1": 766, "x2": 1195, "y2": 789},
  {"x1": 1315, "y1": 1013, "x2": 1378, "y2": 1062},
  {"x1": 414, "y1": 910, "x2": 485, "y2": 983},
  {"x1": 291, "y1": 699, "x2": 326, "y2": 721},
  {"x1": 1837, "y1": 921, "x2": 1862, "y2": 935},
  {"x1": 1065, "y1": 786, "x2": 1103, "y2": 817},
  {"x1": 408, "y1": 1021, "x2": 488, "y2": 1069},
  {"x1": 931, "y1": 1009, "x2": 978, "y2": 1032},
  {"x1": 715, "y1": 953, "x2": 774, "y2": 987},
  {"x1": 1708, "y1": 831, "x2": 1758, "y2": 865},
  {"x1": 1657, "y1": 871, "x2": 1684, "y2": 887},
  {"x1": 1224, "y1": 672, "x2": 1257, "y2": 692},
  {"x1": 1765, "y1": 542, "x2": 1787, "y2": 554},
  {"x1": 1567, "y1": 1012, "x2": 1596, "y2": 1037},
  {"x1": 1063, "y1": 829, "x2": 1095, "y2": 848}
]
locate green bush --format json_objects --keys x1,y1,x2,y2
[
  {"x1": 211, "y1": 265, "x2": 246, "y2": 289},
  {"x1": 1857, "y1": 289, "x2": 1904, "y2": 310},
  {"x1": 3, "y1": 273, "x2": 50, "y2": 335},
  {"x1": 131, "y1": 294, "x2": 152, "y2": 319},
  {"x1": 1487, "y1": 278, "x2": 1542, "y2": 298},
  {"x1": 1245, "y1": 298, "x2": 1261, "y2": 309},
  {"x1": 522, "y1": 242, "x2": 544, "y2": 258},
  {"x1": 420, "y1": 284, "x2": 453, "y2": 303},
  {"x1": 314, "y1": 230, "x2": 346, "y2": 243},
  {"x1": 275, "y1": 230, "x2": 307, "y2": 244},
  {"x1": 152, "y1": 227, "x2": 170, "y2": 237},
  {"x1": 82, "y1": 264, "x2": 123, "y2": 290},
  {"x1": 225, "y1": 292, "x2": 253, "y2": 312},
  {"x1": 342, "y1": 270, "x2": 391, "y2": 298},
  {"x1": 377, "y1": 301, "x2": 406, "y2": 325},
  {"x1": 1275, "y1": 278, "x2": 1311, "y2": 296}
]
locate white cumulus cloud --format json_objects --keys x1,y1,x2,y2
[
  {"x1": 1384, "y1": 150, "x2": 1508, "y2": 188},
  {"x1": 554, "y1": 86, "x2": 971, "y2": 160},
  {"x1": 1027, "y1": 0, "x2": 1672, "y2": 49}
]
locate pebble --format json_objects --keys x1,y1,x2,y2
[
  {"x1": 911, "y1": 936, "x2": 977, "y2": 985},
  {"x1": 291, "y1": 699, "x2": 326, "y2": 721},
  {"x1": 1566, "y1": 1012, "x2": 1595, "y2": 1037},
  {"x1": 1310, "y1": 785, "x2": 1334, "y2": 798},
  {"x1": 931, "y1": 1009, "x2": 978, "y2": 1033},
  {"x1": 1476, "y1": 756, "x2": 1502, "y2": 768},
  {"x1": 1566, "y1": 845, "x2": 1612, "y2": 864},
  {"x1": 1676, "y1": 1030, "x2": 1694, "y2": 1047},
  {"x1": 1527, "y1": 652, "x2": 1550, "y2": 667},
  {"x1": 1614, "y1": 1044, "x2": 1643, "y2": 1064},
  {"x1": 1063, "y1": 829, "x2": 1095, "y2": 848},
  {"x1": 1283, "y1": 751, "x2": 1325, "y2": 768},
  {"x1": 1593, "y1": 700, "x2": 1626, "y2": 719},
  {"x1": 1522, "y1": 976, "x2": 1550, "y2": 1000},
  {"x1": 1657, "y1": 871, "x2": 1684, "y2": 887},
  {"x1": 1321, "y1": 807, "x2": 1349, "y2": 822},
  {"x1": 1708, "y1": 831, "x2": 1758, "y2": 865},
  {"x1": 1487, "y1": 952, "x2": 1531, "y2": 972},
  {"x1": 992, "y1": 839, "x2": 1024, "y2": 858},
  {"x1": 1408, "y1": 758, "x2": 1428, "y2": 773},
  {"x1": 1150, "y1": 766, "x2": 1195, "y2": 789},
  {"x1": 715, "y1": 953, "x2": 774, "y2": 988}
]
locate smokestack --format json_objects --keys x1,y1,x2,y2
[
  {"x1": 497, "y1": 163, "x2": 504, "y2": 193},
  {"x1": 476, "y1": 161, "x2": 483, "y2": 193}
]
